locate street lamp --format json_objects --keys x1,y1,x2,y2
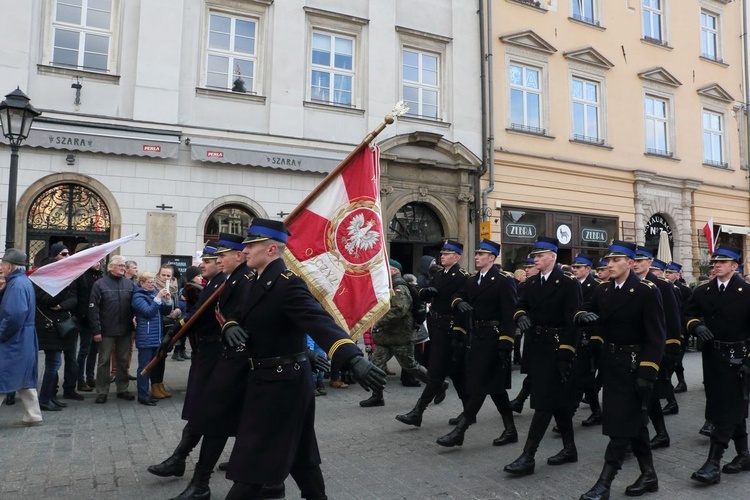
[{"x1": 0, "y1": 88, "x2": 41, "y2": 251}]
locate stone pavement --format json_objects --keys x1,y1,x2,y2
[{"x1": 1, "y1": 350, "x2": 749, "y2": 499}]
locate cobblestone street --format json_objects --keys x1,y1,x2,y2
[{"x1": 2, "y1": 350, "x2": 749, "y2": 499}]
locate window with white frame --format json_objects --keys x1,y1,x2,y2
[
  {"x1": 642, "y1": 0, "x2": 664, "y2": 43},
  {"x1": 205, "y1": 13, "x2": 257, "y2": 92},
  {"x1": 644, "y1": 95, "x2": 670, "y2": 156},
  {"x1": 51, "y1": 0, "x2": 113, "y2": 71},
  {"x1": 509, "y1": 63, "x2": 543, "y2": 133},
  {"x1": 572, "y1": 0, "x2": 598, "y2": 26},
  {"x1": 402, "y1": 49, "x2": 439, "y2": 119},
  {"x1": 702, "y1": 110, "x2": 725, "y2": 166},
  {"x1": 700, "y1": 10, "x2": 720, "y2": 61},
  {"x1": 310, "y1": 31, "x2": 354, "y2": 106},
  {"x1": 571, "y1": 78, "x2": 600, "y2": 143}
]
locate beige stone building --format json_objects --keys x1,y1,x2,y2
[{"x1": 487, "y1": 0, "x2": 749, "y2": 281}]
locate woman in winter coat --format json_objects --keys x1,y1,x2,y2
[{"x1": 131, "y1": 272, "x2": 173, "y2": 405}]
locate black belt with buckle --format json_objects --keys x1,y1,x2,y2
[
  {"x1": 248, "y1": 351, "x2": 308, "y2": 370},
  {"x1": 431, "y1": 311, "x2": 454, "y2": 321},
  {"x1": 606, "y1": 343, "x2": 642, "y2": 353},
  {"x1": 713, "y1": 339, "x2": 749, "y2": 350},
  {"x1": 474, "y1": 319, "x2": 500, "y2": 328},
  {"x1": 535, "y1": 326, "x2": 564, "y2": 335}
]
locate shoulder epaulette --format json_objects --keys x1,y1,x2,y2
[
  {"x1": 281, "y1": 269, "x2": 297, "y2": 279},
  {"x1": 597, "y1": 280, "x2": 609, "y2": 287},
  {"x1": 694, "y1": 281, "x2": 710, "y2": 290},
  {"x1": 594, "y1": 278, "x2": 604, "y2": 284},
  {"x1": 564, "y1": 273, "x2": 577, "y2": 280},
  {"x1": 658, "y1": 277, "x2": 670, "y2": 283},
  {"x1": 640, "y1": 280, "x2": 656, "y2": 289},
  {"x1": 499, "y1": 270, "x2": 514, "y2": 279},
  {"x1": 459, "y1": 269, "x2": 470, "y2": 276}
]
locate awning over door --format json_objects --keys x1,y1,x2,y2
[
  {"x1": 189, "y1": 137, "x2": 344, "y2": 174},
  {"x1": 0, "y1": 120, "x2": 181, "y2": 158}
]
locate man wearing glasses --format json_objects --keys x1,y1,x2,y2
[{"x1": 89, "y1": 255, "x2": 135, "y2": 403}]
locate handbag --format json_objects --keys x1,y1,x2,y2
[{"x1": 37, "y1": 308, "x2": 78, "y2": 339}]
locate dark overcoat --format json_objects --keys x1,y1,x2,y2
[
  {"x1": 576, "y1": 270, "x2": 666, "y2": 437},
  {"x1": 0, "y1": 270, "x2": 38, "y2": 392},
  {"x1": 686, "y1": 274, "x2": 750, "y2": 424},
  {"x1": 645, "y1": 271, "x2": 681, "y2": 399},
  {"x1": 225, "y1": 257, "x2": 362, "y2": 485},
  {"x1": 573, "y1": 273, "x2": 603, "y2": 393}
]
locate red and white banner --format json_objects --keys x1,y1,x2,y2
[
  {"x1": 703, "y1": 218, "x2": 715, "y2": 254},
  {"x1": 28, "y1": 233, "x2": 138, "y2": 297},
  {"x1": 284, "y1": 146, "x2": 390, "y2": 339}
]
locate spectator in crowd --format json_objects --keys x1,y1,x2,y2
[
  {"x1": 124, "y1": 261, "x2": 138, "y2": 285},
  {"x1": 76, "y1": 260, "x2": 103, "y2": 392},
  {"x1": 34, "y1": 244, "x2": 79, "y2": 410},
  {"x1": 0, "y1": 249, "x2": 43, "y2": 426},
  {"x1": 174, "y1": 265, "x2": 202, "y2": 362},
  {"x1": 150, "y1": 264, "x2": 181, "y2": 398},
  {"x1": 132, "y1": 271, "x2": 173, "y2": 406},
  {"x1": 90, "y1": 255, "x2": 135, "y2": 403},
  {"x1": 416, "y1": 256, "x2": 436, "y2": 288}
]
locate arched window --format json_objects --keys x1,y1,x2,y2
[
  {"x1": 389, "y1": 203, "x2": 443, "y2": 242},
  {"x1": 204, "y1": 205, "x2": 256, "y2": 241}
]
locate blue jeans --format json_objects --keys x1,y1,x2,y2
[
  {"x1": 77, "y1": 326, "x2": 94, "y2": 383},
  {"x1": 40, "y1": 350, "x2": 62, "y2": 404},
  {"x1": 137, "y1": 347, "x2": 158, "y2": 400}
]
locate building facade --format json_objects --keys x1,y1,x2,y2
[
  {"x1": 0, "y1": 0, "x2": 482, "y2": 273},
  {"x1": 489, "y1": 0, "x2": 749, "y2": 281}
]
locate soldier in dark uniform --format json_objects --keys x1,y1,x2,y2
[
  {"x1": 664, "y1": 261, "x2": 691, "y2": 399},
  {"x1": 219, "y1": 218, "x2": 386, "y2": 499},
  {"x1": 687, "y1": 245, "x2": 750, "y2": 484},
  {"x1": 396, "y1": 240, "x2": 469, "y2": 428},
  {"x1": 509, "y1": 256, "x2": 537, "y2": 413},
  {"x1": 574, "y1": 241, "x2": 665, "y2": 499},
  {"x1": 434, "y1": 239, "x2": 518, "y2": 448},
  {"x1": 632, "y1": 249, "x2": 681, "y2": 451},
  {"x1": 596, "y1": 259, "x2": 610, "y2": 282},
  {"x1": 504, "y1": 237, "x2": 582, "y2": 476},
  {"x1": 164, "y1": 233, "x2": 256, "y2": 500},
  {"x1": 570, "y1": 253, "x2": 603, "y2": 427},
  {"x1": 147, "y1": 241, "x2": 226, "y2": 483}
]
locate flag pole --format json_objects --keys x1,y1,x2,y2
[{"x1": 284, "y1": 103, "x2": 407, "y2": 225}]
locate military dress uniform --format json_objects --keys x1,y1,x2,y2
[
  {"x1": 665, "y1": 262, "x2": 692, "y2": 395},
  {"x1": 686, "y1": 245, "x2": 750, "y2": 484},
  {"x1": 436, "y1": 239, "x2": 518, "y2": 448},
  {"x1": 505, "y1": 237, "x2": 582, "y2": 476},
  {"x1": 395, "y1": 240, "x2": 469, "y2": 428},
  {"x1": 575, "y1": 241, "x2": 665, "y2": 500}
]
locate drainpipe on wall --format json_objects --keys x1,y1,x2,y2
[
  {"x1": 475, "y1": 0, "x2": 488, "y2": 244},
  {"x1": 743, "y1": 0, "x2": 750, "y2": 255},
  {"x1": 478, "y1": 0, "x2": 495, "y2": 231}
]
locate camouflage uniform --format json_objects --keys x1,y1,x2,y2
[{"x1": 370, "y1": 275, "x2": 429, "y2": 398}]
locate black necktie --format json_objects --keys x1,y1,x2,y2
[
  {"x1": 720, "y1": 283, "x2": 726, "y2": 293},
  {"x1": 541, "y1": 277, "x2": 547, "y2": 286},
  {"x1": 478, "y1": 274, "x2": 483, "y2": 285}
]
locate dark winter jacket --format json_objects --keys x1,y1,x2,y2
[
  {"x1": 34, "y1": 257, "x2": 78, "y2": 351},
  {"x1": 89, "y1": 273, "x2": 134, "y2": 337},
  {"x1": 132, "y1": 286, "x2": 173, "y2": 348}
]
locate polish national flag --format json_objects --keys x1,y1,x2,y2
[{"x1": 703, "y1": 219, "x2": 715, "y2": 254}]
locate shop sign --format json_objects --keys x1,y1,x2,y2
[
  {"x1": 645, "y1": 214, "x2": 672, "y2": 238},
  {"x1": 505, "y1": 223, "x2": 536, "y2": 239},
  {"x1": 582, "y1": 228, "x2": 608, "y2": 243},
  {"x1": 556, "y1": 224, "x2": 572, "y2": 245}
]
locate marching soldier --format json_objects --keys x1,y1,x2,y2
[
  {"x1": 219, "y1": 218, "x2": 386, "y2": 499},
  {"x1": 570, "y1": 254, "x2": 603, "y2": 427},
  {"x1": 504, "y1": 237, "x2": 582, "y2": 476},
  {"x1": 686, "y1": 245, "x2": 750, "y2": 484},
  {"x1": 435, "y1": 239, "x2": 518, "y2": 447},
  {"x1": 147, "y1": 241, "x2": 226, "y2": 482},
  {"x1": 396, "y1": 240, "x2": 469, "y2": 427},
  {"x1": 664, "y1": 261, "x2": 691, "y2": 397},
  {"x1": 596, "y1": 259, "x2": 610, "y2": 282},
  {"x1": 575, "y1": 240, "x2": 665, "y2": 499},
  {"x1": 509, "y1": 256, "x2": 537, "y2": 413}
]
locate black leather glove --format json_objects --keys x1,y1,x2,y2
[
  {"x1": 349, "y1": 356, "x2": 386, "y2": 392},
  {"x1": 223, "y1": 324, "x2": 248, "y2": 348},
  {"x1": 499, "y1": 349, "x2": 512, "y2": 369},
  {"x1": 578, "y1": 312, "x2": 599, "y2": 325},
  {"x1": 557, "y1": 359, "x2": 572, "y2": 383},
  {"x1": 694, "y1": 325, "x2": 714, "y2": 342},
  {"x1": 516, "y1": 314, "x2": 532, "y2": 333},
  {"x1": 456, "y1": 301, "x2": 473, "y2": 313},
  {"x1": 307, "y1": 349, "x2": 331, "y2": 374},
  {"x1": 635, "y1": 377, "x2": 654, "y2": 406},
  {"x1": 420, "y1": 287, "x2": 438, "y2": 299}
]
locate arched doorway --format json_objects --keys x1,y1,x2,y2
[
  {"x1": 388, "y1": 202, "x2": 444, "y2": 274},
  {"x1": 204, "y1": 204, "x2": 256, "y2": 241},
  {"x1": 27, "y1": 183, "x2": 112, "y2": 266}
]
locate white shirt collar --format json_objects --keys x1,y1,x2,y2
[
  {"x1": 541, "y1": 270, "x2": 553, "y2": 281},
  {"x1": 717, "y1": 278, "x2": 731, "y2": 289}
]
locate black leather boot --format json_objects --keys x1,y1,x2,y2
[
  {"x1": 433, "y1": 381, "x2": 449, "y2": 405},
  {"x1": 395, "y1": 398, "x2": 430, "y2": 427},
  {"x1": 504, "y1": 438, "x2": 538, "y2": 476},
  {"x1": 148, "y1": 454, "x2": 186, "y2": 477},
  {"x1": 723, "y1": 437, "x2": 750, "y2": 474},
  {"x1": 448, "y1": 411, "x2": 476, "y2": 425},
  {"x1": 673, "y1": 369, "x2": 687, "y2": 393},
  {"x1": 691, "y1": 442, "x2": 724, "y2": 485},
  {"x1": 436, "y1": 416, "x2": 470, "y2": 447},
  {"x1": 580, "y1": 463, "x2": 618, "y2": 500},
  {"x1": 169, "y1": 464, "x2": 212, "y2": 500},
  {"x1": 699, "y1": 420, "x2": 714, "y2": 437},
  {"x1": 548, "y1": 432, "x2": 578, "y2": 465},
  {"x1": 509, "y1": 385, "x2": 529, "y2": 414},
  {"x1": 359, "y1": 390, "x2": 384, "y2": 407},
  {"x1": 661, "y1": 399, "x2": 679, "y2": 415},
  {"x1": 582, "y1": 409, "x2": 602, "y2": 427},
  {"x1": 625, "y1": 454, "x2": 658, "y2": 496},
  {"x1": 493, "y1": 411, "x2": 518, "y2": 446}
]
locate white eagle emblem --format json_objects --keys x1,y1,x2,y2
[{"x1": 341, "y1": 213, "x2": 379, "y2": 258}]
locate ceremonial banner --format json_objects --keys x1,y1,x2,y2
[
  {"x1": 703, "y1": 218, "x2": 714, "y2": 254},
  {"x1": 29, "y1": 233, "x2": 138, "y2": 297},
  {"x1": 284, "y1": 146, "x2": 391, "y2": 339}
]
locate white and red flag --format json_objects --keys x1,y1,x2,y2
[
  {"x1": 703, "y1": 218, "x2": 715, "y2": 254},
  {"x1": 284, "y1": 145, "x2": 391, "y2": 340},
  {"x1": 28, "y1": 233, "x2": 138, "y2": 297}
]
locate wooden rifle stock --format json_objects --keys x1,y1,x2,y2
[{"x1": 140, "y1": 282, "x2": 226, "y2": 376}]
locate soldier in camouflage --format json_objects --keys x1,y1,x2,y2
[{"x1": 360, "y1": 259, "x2": 429, "y2": 407}]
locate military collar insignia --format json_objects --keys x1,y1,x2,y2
[{"x1": 266, "y1": 281, "x2": 272, "y2": 286}]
